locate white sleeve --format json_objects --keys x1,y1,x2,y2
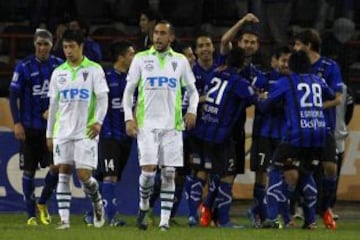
[
  {"x1": 46, "y1": 96, "x2": 58, "y2": 138},
  {"x1": 46, "y1": 72, "x2": 58, "y2": 138},
  {"x1": 48, "y1": 69, "x2": 58, "y2": 98},
  {"x1": 93, "y1": 66, "x2": 109, "y2": 94},
  {"x1": 123, "y1": 81, "x2": 138, "y2": 121},
  {"x1": 123, "y1": 55, "x2": 141, "y2": 121},
  {"x1": 126, "y1": 55, "x2": 141, "y2": 84},
  {"x1": 95, "y1": 92, "x2": 108, "y2": 125},
  {"x1": 185, "y1": 81, "x2": 199, "y2": 115}
]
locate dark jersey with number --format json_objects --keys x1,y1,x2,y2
[
  {"x1": 258, "y1": 73, "x2": 335, "y2": 147},
  {"x1": 194, "y1": 67, "x2": 257, "y2": 143}
]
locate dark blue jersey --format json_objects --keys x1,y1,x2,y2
[
  {"x1": 259, "y1": 73, "x2": 335, "y2": 147},
  {"x1": 310, "y1": 57, "x2": 343, "y2": 131},
  {"x1": 9, "y1": 54, "x2": 63, "y2": 129},
  {"x1": 257, "y1": 69, "x2": 286, "y2": 139},
  {"x1": 195, "y1": 67, "x2": 257, "y2": 143},
  {"x1": 100, "y1": 69, "x2": 129, "y2": 141},
  {"x1": 184, "y1": 59, "x2": 221, "y2": 136}
]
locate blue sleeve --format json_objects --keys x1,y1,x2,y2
[
  {"x1": 257, "y1": 78, "x2": 287, "y2": 112},
  {"x1": 234, "y1": 77, "x2": 257, "y2": 104},
  {"x1": 328, "y1": 62, "x2": 343, "y2": 93},
  {"x1": 9, "y1": 90, "x2": 20, "y2": 124},
  {"x1": 321, "y1": 80, "x2": 336, "y2": 101},
  {"x1": 9, "y1": 62, "x2": 25, "y2": 92},
  {"x1": 252, "y1": 70, "x2": 268, "y2": 90}
]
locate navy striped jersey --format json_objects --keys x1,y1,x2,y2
[
  {"x1": 242, "y1": 63, "x2": 269, "y2": 137},
  {"x1": 100, "y1": 69, "x2": 130, "y2": 141},
  {"x1": 310, "y1": 56, "x2": 343, "y2": 131},
  {"x1": 194, "y1": 67, "x2": 257, "y2": 143},
  {"x1": 9, "y1": 54, "x2": 63, "y2": 129},
  {"x1": 183, "y1": 58, "x2": 222, "y2": 135},
  {"x1": 259, "y1": 73, "x2": 335, "y2": 147},
  {"x1": 257, "y1": 69, "x2": 286, "y2": 139}
]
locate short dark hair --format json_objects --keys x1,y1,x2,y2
[
  {"x1": 154, "y1": 20, "x2": 175, "y2": 35},
  {"x1": 110, "y1": 40, "x2": 134, "y2": 62},
  {"x1": 238, "y1": 23, "x2": 261, "y2": 41},
  {"x1": 294, "y1": 29, "x2": 321, "y2": 53},
  {"x1": 226, "y1": 46, "x2": 246, "y2": 68},
  {"x1": 194, "y1": 33, "x2": 213, "y2": 47},
  {"x1": 62, "y1": 29, "x2": 85, "y2": 46},
  {"x1": 273, "y1": 46, "x2": 292, "y2": 59},
  {"x1": 288, "y1": 50, "x2": 311, "y2": 74}
]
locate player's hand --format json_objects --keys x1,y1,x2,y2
[
  {"x1": 14, "y1": 123, "x2": 25, "y2": 141},
  {"x1": 46, "y1": 138, "x2": 53, "y2": 152},
  {"x1": 184, "y1": 112, "x2": 196, "y2": 130},
  {"x1": 42, "y1": 110, "x2": 49, "y2": 120},
  {"x1": 88, "y1": 122, "x2": 102, "y2": 139},
  {"x1": 241, "y1": 13, "x2": 260, "y2": 24},
  {"x1": 126, "y1": 120, "x2": 138, "y2": 137}
]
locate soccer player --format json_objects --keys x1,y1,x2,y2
[
  {"x1": 97, "y1": 40, "x2": 135, "y2": 226},
  {"x1": 46, "y1": 29, "x2": 108, "y2": 229},
  {"x1": 145, "y1": 43, "x2": 196, "y2": 226},
  {"x1": 9, "y1": 29, "x2": 63, "y2": 226},
  {"x1": 260, "y1": 50, "x2": 335, "y2": 229},
  {"x1": 123, "y1": 20, "x2": 199, "y2": 231},
  {"x1": 255, "y1": 46, "x2": 293, "y2": 227},
  {"x1": 82, "y1": 41, "x2": 136, "y2": 227},
  {"x1": 293, "y1": 29, "x2": 343, "y2": 229},
  {"x1": 184, "y1": 34, "x2": 222, "y2": 227},
  {"x1": 193, "y1": 46, "x2": 257, "y2": 227},
  {"x1": 219, "y1": 12, "x2": 269, "y2": 227}
]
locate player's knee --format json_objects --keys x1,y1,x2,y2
[
  {"x1": 322, "y1": 162, "x2": 337, "y2": 177},
  {"x1": 161, "y1": 167, "x2": 175, "y2": 179},
  {"x1": 161, "y1": 167, "x2": 175, "y2": 190}
]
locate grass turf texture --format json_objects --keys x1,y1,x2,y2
[{"x1": 0, "y1": 214, "x2": 358, "y2": 240}]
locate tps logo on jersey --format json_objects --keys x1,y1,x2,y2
[
  {"x1": 60, "y1": 88, "x2": 90, "y2": 101},
  {"x1": 146, "y1": 76, "x2": 177, "y2": 89},
  {"x1": 32, "y1": 79, "x2": 50, "y2": 98}
]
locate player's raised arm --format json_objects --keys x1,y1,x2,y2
[{"x1": 220, "y1": 13, "x2": 259, "y2": 55}]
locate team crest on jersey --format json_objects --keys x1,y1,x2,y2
[
  {"x1": 145, "y1": 63, "x2": 154, "y2": 72},
  {"x1": 171, "y1": 61, "x2": 177, "y2": 72},
  {"x1": 83, "y1": 71, "x2": 89, "y2": 81},
  {"x1": 58, "y1": 77, "x2": 66, "y2": 84}
]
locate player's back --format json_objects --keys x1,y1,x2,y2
[
  {"x1": 195, "y1": 67, "x2": 256, "y2": 143},
  {"x1": 277, "y1": 73, "x2": 333, "y2": 147}
]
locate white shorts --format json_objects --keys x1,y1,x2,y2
[
  {"x1": 53, "y1": 139, "x2": 98, "y2": 170},
  {"x1": 137, "y1": 129, "x2": 183, "y2": 167}
]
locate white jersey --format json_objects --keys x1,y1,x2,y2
[
  {"x1": 127, "y1": 47, "x2": 196, "y2": 130},
  {"x1": 48, "y1": 57, "x2": 109, "y2": 141}
]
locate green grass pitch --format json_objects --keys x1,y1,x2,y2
[{"x1": 0, "y1": 214, "x2": 358, "y2": 240}]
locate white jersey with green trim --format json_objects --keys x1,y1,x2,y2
[
  {"x1": 127, "y1": 47, "x2": 196, "y2": 130},
  {"x1": 48, "y1": 57, "x2": 109, "y2": 141}
]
